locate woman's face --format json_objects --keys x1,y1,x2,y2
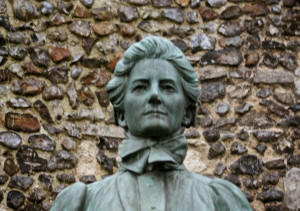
[{"x1": 122, "y1": 59, "x2": 187, "y2": 138}]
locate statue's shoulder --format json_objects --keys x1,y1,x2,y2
[
  {"x1": 86, "y1": 172, "x2": 121, "y2": 193},
  {"x1": 187, "y1": 171, "x2": 212, "y2": 182},
  {"x1": 208, "y1": 177, "x2": 253, "y2": 210},
  {"x1": 50, "y1": 182, "x2": 87, "y2": 211},
  {"x1": 50, "y1": 172, "x2": 123, "y2": 211},
  {"x1": 188, "y1": 171, "x2": 253, "y2": 211}
]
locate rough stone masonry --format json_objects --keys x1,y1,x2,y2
[{"x1": 0, "y1": 0, "x2": 300, "y2": 210}]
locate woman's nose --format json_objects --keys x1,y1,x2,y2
[{"x1": 148, "y1": 86, "x2": 161, "y2": 104}]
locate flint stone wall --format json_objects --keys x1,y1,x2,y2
[{"x1": 0, "y1": 0, "x2": 300, "y2": 210}]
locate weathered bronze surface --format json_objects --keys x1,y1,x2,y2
[{"x1": 50, "y1": 36, "x2": 252, "y2": 211}]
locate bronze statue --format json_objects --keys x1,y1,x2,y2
[{"x1": 51, "y1": 36, "x2": 252, "y2": 211}]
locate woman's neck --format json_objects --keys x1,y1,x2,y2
[{"x1": 125, "y1": 127, "x2": 185, "y2": 142}]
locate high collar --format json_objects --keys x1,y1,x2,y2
[{"x1": 119, "y1": 133, "x2": 187, "y2": 174}]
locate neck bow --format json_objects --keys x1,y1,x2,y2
[{"x1": 119, "y1": 134, "x2": 187, "y2": 174}]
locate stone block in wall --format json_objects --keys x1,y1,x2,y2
[
  {"x1": 254, "y1": 69, "x2": 294, "y2": 84},
  {"x1": 68, "y1": 20, "x2": 91, "y2": 37},
  {"x1": 242, "y1": 0, "x2": 269, "y2": 17},
  {"x1": 16, "y1": 145, "x2": 48, "y2": 173},
  {"x1": 200, "y1": 49, "x2": 243, "y2": 66},
  {"x1": 34, "y1": 100, "x2": 54, "y2": 123},
  {"x1": 82, "y1": 124, "x2": 125, "y2": 139},
  {"x1": 284, "y1": 168, "x2": 300, "y2": 211},
  {"x1": 48, "y1": 150, "x2": 78, "y2": 171},
  {"x1": 190, "y1": 33, "x2": 216, "y2": 52},
  {"x1": 0, "y1": 131, "x2": 22, "y2": 149},
  {"x1": 230, "y1": 155, "x2": 263, "y2": 175},
  {"x1": 93, "y1": 22, "x2": 117, "y2": 36},
  {"x1": 118, "y1": 6, "x2": 139, "y2": 22},
  {"x1": 12, "y1": 0, "x2": 40, "y2": 21},
  {"x1": 219, "y1": 6, "x2": 242, "y2": 20},
  {"x1": 151, "y1": 0, "x2": 172, "y2": 7},
  {"x1": 28, "y1": 47, "x2": 50, "y2": 68},
  {"x1": 5, "y1": 112, "x2": 41, "y2": 132},
  {"x1": 257, "y1": 189, "x2": 283, "y2": 203},
  {"x1": 161, "y1": 7, "x2": 184, "y2": 24},
  {"x1": 28, "y1": 134, "x2": 56, "y2": 152},
  {"x1": 7, "y1": 190, "x2": 25, "y2": 209},
  {"x1": 218, "y1": 21, "x2": 244, "y2": 37},
  {"x1": 68, "y1": 108, "x2": 105, "y2": 121}
]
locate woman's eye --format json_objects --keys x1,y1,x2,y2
[
  {"x1": 132, "y1": 85, "x2": 147, "y2": 92},
  {"x1": 163, "y1": 85, "x2": 175, "y2": 92}
]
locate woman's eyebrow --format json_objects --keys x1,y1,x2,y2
[
  {"x1": 160, "y1": 79, "x2": 176, "y2": 83},
  {"x1": 131, "y1": 79, "x2": 149, "y2": 84}
]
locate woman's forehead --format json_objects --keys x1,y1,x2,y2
[{"x1": 128, "y1": 59, "x2": 180, "y2": 81}]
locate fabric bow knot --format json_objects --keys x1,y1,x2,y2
[{"x1": 120, "y1": 134, "x2": 187, "y2": 174}]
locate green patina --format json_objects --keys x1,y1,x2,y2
[{"x1": 50, "y1": 36, "x2": 252, "y2": 211}]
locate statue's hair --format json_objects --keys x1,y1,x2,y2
[{"x1": 106, "y1": 36, "x2": 199, "y2": 127}]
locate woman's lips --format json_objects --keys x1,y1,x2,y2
[{"x1": 143, "y1": 110, "x2": 167, "y2": 116}]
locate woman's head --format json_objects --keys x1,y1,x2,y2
[{"x1": 106, "y1": 36, "x2": 199, "y2": 132}]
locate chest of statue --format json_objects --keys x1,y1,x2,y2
[{"x1": 84, "y1": 170, "x2": 214, "y2": 211}]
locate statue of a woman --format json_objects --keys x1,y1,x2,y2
[{"x1": 50, "y1": 36, "x2": 252, "y2": 211}]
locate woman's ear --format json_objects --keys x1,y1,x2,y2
[
  {"x1": 116, "y1": 111, "x2": 127, "y2": 128},
  {"x1": 182, "y1": 107, "x2": 193, "y2": 127}
]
